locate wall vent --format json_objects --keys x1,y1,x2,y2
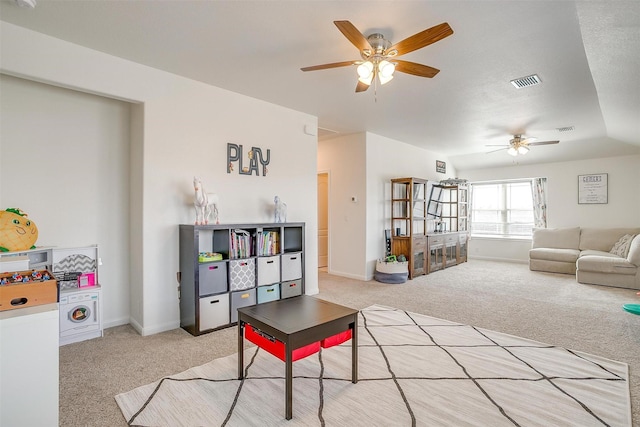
[
  {"x1": 510, "y1": 74, "x2": 541, "y2": 89},
  {"x1": 556, "y1": 126, "x2": 575, "y2": 132}
]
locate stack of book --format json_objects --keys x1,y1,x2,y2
[
  {"x1": 230, "y1": 229, "x2": 252, "y2": 258},
  {"x1": 257, "y1": 231, "x2": 279, "y2": 256}
]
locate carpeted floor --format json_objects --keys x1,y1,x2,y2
[
  {"x1": 59, "y1": 260, "x2": 640, "y2": 426},
  {"x1": 115, "y1": 305, "x2": 631, "y2": 426}
]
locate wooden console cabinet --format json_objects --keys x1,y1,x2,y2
[
  {"x1": 427, "y1": 231, "x2": 468, "y2": 273},
  {"x1": 178, "y1": 223, "x2": 305, "y2": 336}
]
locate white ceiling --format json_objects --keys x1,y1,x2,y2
[{"x1": 2, "y1": 0, "x2": 639, "y2": 171}]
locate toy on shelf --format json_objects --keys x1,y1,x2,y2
[
  {"x1": 198, "y1": 252, "x2": 223, "y2": 263},
  {"x1": 274, "y1": 196, "x2": 287, "y2": 223},
  {"x1": 193, "y1": 177, "x2": 219, "y2": 225},
  {"x1": 0, "y1": 208, "x2": 39, "y2": 252}
]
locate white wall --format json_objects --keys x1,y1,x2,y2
[
  {"x1": 461, "y1": 154, "x2": 640, "y2": 262},
  {"x1": 0, "y1": 74, "x2": 132, "y2": 326},
  {"x1": 365, "y1": 133, "x2": 455, "y2": 279},
  {"x1": 318, "y1": 131, "x2": 455, "y2": 280},
  {"x1": 1, "y1": 22, "x2": 318, "y2": 335},
  {"x1": 317, "y1": 133, "x2": 367, "y2": 279}
]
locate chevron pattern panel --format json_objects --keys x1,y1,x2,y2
[
  {"x1": 54, "y1": 254, "x2": 97, "y2": 290},
  {"x1": 53, "y1": 254, "x2": 96, "y2": 273}
]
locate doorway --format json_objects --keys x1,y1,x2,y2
[{"x1": 317, "y1": 172, "x2": 329, "y2": 269}]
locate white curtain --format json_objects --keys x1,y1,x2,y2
[{"x1": 530, "y1": 178, "x2": 548, "y2": 228}]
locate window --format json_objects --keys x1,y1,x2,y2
[{"x1": 471, "y1": 181, "x2": 534, "y2": 237}]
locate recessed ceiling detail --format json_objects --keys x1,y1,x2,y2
[
  {"x1": 556, "y1": 126, "x2": 575, "y2": 132},
  {"x1": 510, "y1": 74, "x2": 541, "y2": 89}
]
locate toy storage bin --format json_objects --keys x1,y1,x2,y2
[
  {"x1": 281, "y1": 252, "x2": 302, "y2": 281},
  {"x1": 280, "y1": 279, "x2": 302, "y2": 299},
  {"x1": 257, "y1": 283, "x2": 280, "y2": 303},
  {"x1": 230, "y1": 288, "x2": 256, "y2": 323},
  {"x1": 229, "y1": 258, "x2": 255, "y2": 291},
  {"x1": 198, "y1": 262, "x2": 227, "y2": 296},
  {"x1": 0, "y1": 269, "x2": 57, "y2": 312},
  {"x1": 321, "y1": 329, "x2": 352, "y2": 348},
  {"x1": 257, "y1": 255, "x2": 280, "y2": 286},
  {"x1": 199, "y1": 293, "x2": 230, "y2": 331},
  {"x1": 245, "y1": 324, "x2": 320, "y2": 362}
]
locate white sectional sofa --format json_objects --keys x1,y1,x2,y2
[{"x1": 529, "y1": 227, "x2": 640, "y2": 290}]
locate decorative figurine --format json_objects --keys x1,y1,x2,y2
[
  {"x1": 274, "y1": 196, "x2": 287, "y2": 223},
  {"x1": 193, "y1": 177, "x2": 219, "y2": 225}
]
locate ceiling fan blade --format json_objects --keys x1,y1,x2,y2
[
  {"x1": 528, "y1": 140, "x2": 560, "y2": 146},
  {"x1": 301, "y1": 60, "x2": 358, "y2": 72},
  {"x1": 485, "y1": 145, "x2": 509, "y2": 147},
  {"x1": 486, "y1": 147, "x2": 509, "y2": 154},
  {"x1": 394, "y1": 60, "x2": 440, "y2": 78},
  {"x1": 334, "y1": 20, "x2": 372, "y2": 52},
  {"x1": 387, "y1": 22, "x2": 453, "y2": 56},
  {"x1": 355, "y1": 80, "x2": 370, "y2": 93}
]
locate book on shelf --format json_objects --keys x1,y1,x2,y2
[
  {"x1": 257, "y1": 230, "x2": 280, "y2": 256},
  {"x1": 230, "y1": 229, "x2": 252, "y2": 258}
]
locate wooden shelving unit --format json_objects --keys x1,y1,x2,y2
[
  {"x1": 390, "y1": 177, "x2": 428, "y2": 279},
  {"x1": 425, "y1": 179, "x2": 469, "y2": 273}
]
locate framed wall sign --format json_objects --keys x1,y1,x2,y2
[
  {"x1": 436, "y1": 160, "x2": 446, "y2": 174},
  {"x1": 578, "y1": 173, "x2": 608, "y2": 204}
]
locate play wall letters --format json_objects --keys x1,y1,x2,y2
[{"x1": 227, "y1": 143, "x2": 271, "y2": 176}]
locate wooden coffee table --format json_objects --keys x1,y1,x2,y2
[{"x1": 237, "y1": 295, "x2": 358, "y2": 420}]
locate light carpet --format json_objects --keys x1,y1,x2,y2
[{"x1": 115, "y1": 305, "x2": 631, "y2": 426}]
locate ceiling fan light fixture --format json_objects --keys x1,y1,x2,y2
[
  {"x1": 378, "y1": 60, "x2": 395, "y2": 77},
  {"x1": 517, "y1": 145, "x2": 530, "y2": 155},
  {"x1": 507, "y1": 147, "x2": 518, "y2": 156},
  {"x1": 357, "y1": 61, "x2": 374, "y2": 79}
]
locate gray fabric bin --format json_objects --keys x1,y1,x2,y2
[
  {"x1": 280, "y1": 279, "x2": 302, "y2": 299},
  {"x1": 198, "y1": 262, "x2": 227, "y2": 296},
  {"x1": 230, "y1": 288, "x2": 256, "y2": 323}
]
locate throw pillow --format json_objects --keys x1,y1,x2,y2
[{"x1": 610, "y1": 234, "x2": 636, "y2": 258}]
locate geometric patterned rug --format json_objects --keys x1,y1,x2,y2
[{"x1": 115, "y1": 305, "x2": 631, "y2": 426}]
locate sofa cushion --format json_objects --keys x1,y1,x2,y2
[
  {"x1": 610, "y1": 234, "x2": 636, "y2": 257},
  {"x1": 529, "y1": 248, "x2": 580, "y2": 263},
  {"x1": 579, "y1": 228, "x2": 640, "y2": 251},
  {"x1": 577, "y1": 255, "x2": 637, "y2": 275},
  {"x1": 579, "y1": 250, "x2": 619, "y2": 258},
  {"x1": 628, "y1": 234, "x2": 640, "y2": 265},
  {"x1": 531, "y1": 227, "x2": 580, "y2": 249}
]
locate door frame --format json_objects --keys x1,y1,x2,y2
[{"x1": 317, "y1": 170, "x2": 330, "y2": 271}]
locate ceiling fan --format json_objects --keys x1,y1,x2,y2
[
  {"x1": 301, "y1": 20, "x2": 453, "y2": 92},
  {"x1": 487, "y1": 134, "x2": 560, "y2": 156}
]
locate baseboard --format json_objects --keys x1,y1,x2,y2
[
  {"x1": 327, "y1": 269, "x2": 368, "y2": 281},
  {"x1": 468, "y1": 255, "x2": 528, "y2": 265},
  {"x1": 103, "y1": 316, "x2": 131, "y2": 329}
]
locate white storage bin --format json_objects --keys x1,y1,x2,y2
[
  {"x1": 199, "y1": 293, "x2": 230, "y2": 331},
  {"x1": 257, "y1": 255, "x2": 280, "y2": 286},
  {"x1": 281, "y1": 252, "x2": 302, "y2": 281}
]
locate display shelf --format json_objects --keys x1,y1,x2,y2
[
  {"x1": 179, "y1": 222, "x2": 305, "y2": 336},
  {"x1": 390, "y1": 177, "x2": 428, "y2": 279}
]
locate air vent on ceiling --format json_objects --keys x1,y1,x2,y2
[
  {"x1": 510, "y1": 74, "x2": 541, "y2": 89},
  {"x1": 556, "y1": 126, "x2": 575, "y2": 132}
]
